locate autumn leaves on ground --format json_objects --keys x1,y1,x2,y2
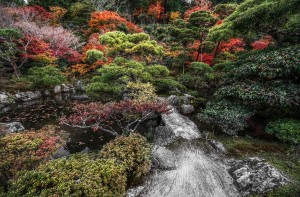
[{"x1": 0, "y1": 0, "x2": 299, "y2": 196}]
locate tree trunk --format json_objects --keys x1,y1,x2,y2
[
  {"x1": 163, "y1": 0, "x2": 168, "y2": 14},
  {"x1": 212, "y1": 41, "x2": 221, "y2": 65},
  {"x1": 12, "y1": 62, "x2": 20, "y2": 78}
]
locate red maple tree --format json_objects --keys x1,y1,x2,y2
[{"x1": 61, "y1": 100, "x2": 170, "y2": 135}]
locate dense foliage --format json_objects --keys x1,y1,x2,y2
[
  {"x1": 0, "y1": 126, "x2": 68, "y2": 190},
  {"x1": 100, "y1": 133, "x2": 152, "y2": 183},
  {"x1": 7, "y1": 154, "x2": 126, "y2": 197},
  {"x1": 87, "y1": 57, "x2": 177, "y2": 95},
  {"x1": 26, "y1": 66, "x2": 66, "y2": 88},
  {"x1": 266, "y1": 119, "x2": 300, "y2": 144},
  {"x1": 198, "y1": 100, "x2": 253, "y2": 135}
]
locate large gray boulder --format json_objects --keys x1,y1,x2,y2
[
  {"x1": 15, "y1": 91, "x2": 42, "y2": 102},
  {"x1": 152, "y1": 146, "x2": 177, "y2": 170},
  {"x1": 228, "y1": 157, "x2": 289, "y2": 196},
  {"x1": 0, "y1": 122, "x2": 25, "y2": 135}
]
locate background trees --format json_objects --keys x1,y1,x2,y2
[{"x1": 209, "y1": 0, "x2": 300, "y2": 44}]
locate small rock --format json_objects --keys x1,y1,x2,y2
[
  {"x1": 75, "y1": 80, "x2": 85, "y2": 91},
  {"x1": 70, "y1": 94, "x2": 89, "y2": 101},
  {"x1": 208, "y1": 139, "x2": 227, "y2": 154},
  {"x1": 183, "y1": 94, "x2": 194, "y2": 105},
  {"x1": 15, "y1": 91, "x2": 42, "y2": 102},
  {"x1": 126, "y1": 186, "x2": 145, "y2": 197},
  {"x1": 61, "y1": 84, "x2": 69, "y2": 92},
  {"x1": 181, "y1": 104, "x2": 195, "y2": 115},
  {"x1": 228, "y1": 157, "x2": 289, "y2": 196},
  {"x1": 167, "y1": 95, "x2": 181, "y2": 108},
  {"x1": 0, "y1": 92, "x2": 15, "y2": 104},
  {"x1": 54, "y1": 85, "x2": 61, "y2": 94},
  {"x1": 43, "y1": 89, "x2": 51, "y2": 96},
  {"x1": 0, "y1": 122, "x2": 25, "y2": 135},
  {"x1": 152, "y1": 146, "x2": 177, "y2": 170}
]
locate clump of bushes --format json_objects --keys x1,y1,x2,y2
[
  {"x1": 100, "y1": 133, "x2": 152, "y2": 183},
  {"x1": 266, "y1": 119, "x2": 300, "y2": 144},
  {"x1": 5, "y1": 133, "x2": 151, "y2": 196},
  {"x1": 180, "y1": 62, "x2": 216, "y2": 90},
  {"x1": 87, "y1": 57, "x2": 182, "y2": 95},
  {"x1": 26, "y1": 66, "x2": 66, "y2": 89},
  {"x1": 0, "y1": 126, "x2": 67, "y2": 190},
  {"x1": 8, "y1": 154, "x2": 126, "y2": 197},
  {"x1": 153, "y1": 77, "x2": 186, "y2": 93},
  {"x1": 198, "y1": 100, "x2": 254, "y2": 135}
]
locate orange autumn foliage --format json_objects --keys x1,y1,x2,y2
[
  {"x1": 169, "y1": 11, "x2": 181, "y2": 22},
  {"x1": 88, "y1": 11, "x2": 143, "y2": 34},
  {"x1": 148, "y1": 2, "x2": 164, "y2": 20}
]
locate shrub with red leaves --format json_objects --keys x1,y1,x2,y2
[{"x1": 61, "y1": 100, "x2": 170, "y2": 135}]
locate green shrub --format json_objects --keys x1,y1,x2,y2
[
  {"x1": 146, "y1": 65, "x2": 169, "y2": 77},
  {"x1": 198, "y1": 100, "x2": 254, "y2": 135},
  {"x1": 180, "y1": 62, "x2": 216, "y2": 90},
  {"x1": 26, "y1": 66, "x2": 66, "y2": 89},
  {"x1": 100, "y1": 133, "x2": 151, "y2": 184},
  {"x1": 86, "y1": 50, "x2": 107, "y2": 64},
  {"x1": 8, "y1": 154, "x2": 126, "y2": 197},
  {"x1": 88, "y1": 57, "x2": 173, "y2": 95},
  {"x1": 266, "y1": 119, "x2": 300, "y2": 144},
  {"x1": 154, "y1": 77, "x2": 186, "y2": 93},
  {"x1": 213, "y1": 46, "x2": 300, "y2": 118}
]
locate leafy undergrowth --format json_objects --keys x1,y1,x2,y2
[
  {"x1": 0, "y1": 125, "x2": 68, "y2": 191},
  {"x1": 214, "y1": 135, "x2": 300, "y2": 197},
  {"x1": 1, "y1": 133, "x2": 151, "y2": 197}
]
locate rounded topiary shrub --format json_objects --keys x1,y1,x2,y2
[
  {"x1": 100, "y1": 133, "x2": 152, "y2": 184},
  {"x1": 8, "y1": 154, "x2": 126, "y2": 197},
  {"x1": 266, "y1": 119, "x2": 300, "y2": 144}
]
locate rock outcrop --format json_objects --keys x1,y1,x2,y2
[
  {"x1": 15, "y1": 91, "x2": 42, "y2": 102},
  {"x1": 228, "y1": 157, "x2": 289, "y2": 196},
  {"x1": 160, "y1": 107, "x2": 201, "y2": 140},
  {"x1": 0, "y1": 122, "x2": 25, "y2": 136}
]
